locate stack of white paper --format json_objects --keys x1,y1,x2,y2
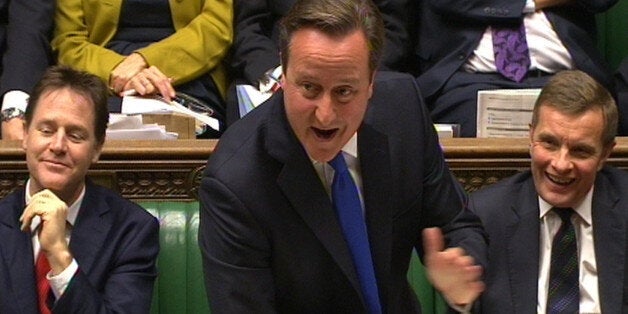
[
  {"x1": 106, "y1": 114, "x2": 178, "y2": 140},
  {"x1": 476, "y1": 88, "x2": 541, "y2": 138}
]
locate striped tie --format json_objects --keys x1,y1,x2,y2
[{"x1": 546, "y1": 207, "x2": 579, "y2": 314}]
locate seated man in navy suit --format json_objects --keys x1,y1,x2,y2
[
  {"x1": 0, "y1": 65, "x2": 159, "y2": 313},
  {"x1": 415, "y1": 0, "x2": 618, "y2": 137},
  {"x1": 199, "y1": 0, "x2": 487, "y2": 312},
  {"x1": 469, "y1": 70, "x2": 627, "y2": 313}
]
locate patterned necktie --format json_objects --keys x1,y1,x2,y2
[
  {"x1": 35, "y1": 252, "x2": 52, "y2": 314},
  {"x1": 546, "y1": 207, "x2": 579, "y2": 314},
  {"x1": 329, "y1": 153, "x2": 382, "y2": 314},
  {"x1": 492, "y1": 22, "x2": 530, "y2": 82}
]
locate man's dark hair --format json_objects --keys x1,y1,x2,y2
[
  {"x1": 25, "y1": 65, "x2": 109, "y2": 145},
  {"x1": 279, "y1": 0, "x2": 385, "y2": 76}
]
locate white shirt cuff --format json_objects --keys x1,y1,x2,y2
[
  {"x1": 47, "y1": 258, "x2": 79, "y2": 299},
  {"x1": 1, "y1": 90, "x2": 29, "y2": 111}
]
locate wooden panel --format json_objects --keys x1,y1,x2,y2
[{"x1": 2, "y1": 137, "x2": 628, "y2": 199}]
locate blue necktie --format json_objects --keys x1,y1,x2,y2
[
  {"x1": 329, "y1": 153, "x2": 382, "y2": 314},
  {"x1": 546, "y1": 207, "x2": 579, "y2": 314}
]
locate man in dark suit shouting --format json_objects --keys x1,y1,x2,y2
[
  {"x1": 0, "y1": 66, "x2": 159, "y2": 313},
  {"x1": 469, "y1": 70, "x2": 627, "y2": 313},
  {"x1": 199, "y1": 0, "x2": 487, "y2": 313}
]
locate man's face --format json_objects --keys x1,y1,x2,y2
[
  {"x1": 281, "y1": 28, "x2": 374, "y2": 162},
  {"x1": 22, "y1": 88, "x2": 103, "y2": 204},
  {"x1": 529, "y1": 105, "x2": 613, "y2": 208}
]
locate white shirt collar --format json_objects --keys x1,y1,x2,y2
[
  {"x1": 25, "y1": 179, "x2": 85, "y2": 233},
  {"x1": 538, "y1": 186, "x2": 593, "y2": 226}
]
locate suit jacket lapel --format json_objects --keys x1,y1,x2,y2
[
  {"x1": 0, "y1": 190, "x2": 38, "y2": 313},
  {"x1": 358, "y1": 123, "x2": 392, "y2": 308},
  {"x1": 507, "y1": 177, "x2": 540, "y2": 313},
  {"x1": 591, "y1": 174, "x2": 624, "y2": 313},
  {"x1": 69, "y1": 182, "x2": 112, "y2": 275},
  {"x1": 266, "y1": 99, "x2": 363, "y2": 297}
]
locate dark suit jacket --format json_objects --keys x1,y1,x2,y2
[
  {"x1": 231, "y1": 0, "x2": 412, "y2": 85},
  {"x1": 616, "y1": 58, "x2": 628, "y2": 135},
  {"x1": 199, "y1": 71, "x2": 487, "y2": 313},
  {"x1": 468, "y1": 167, "x2": 628, "y2": 313},
  {"x1": 415, "y1": 0, "x2": 618, "y2": 100},
  {"x1": 0, "y1": 0, "x2": 54, "y2": 95},
  {"x1": 0, "y1": 180, "x2": 159, "y2": 313}
]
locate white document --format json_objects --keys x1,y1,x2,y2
[
  {"x1": 121, "y1": 95, "x2": 220, "y2": 131},
  {"x1": 236, "y1": 84, "x2": 274, "y2": 118},
  {"x1": 106, "y1": 113, "x2": 178, "y2": 140},
  {"x1": 476, "y1": 88, "x2": 541, "y2": 138}
]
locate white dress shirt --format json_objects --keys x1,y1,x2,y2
[
  {"x1": 26, "y1": 180, "x2": 83, "y2": 300},
  {"x1": 1, "y1": 90, "x2": 29, "y2": 111},
  {"x1": 312, "y1": 133, "x2": 363, "y2": 208},
  {"x1": 464, "y1": 0, "x2": 574, "y2": 74},
  {"x1": 537, "y1": 188, "x2": 600, "y2": 313}
]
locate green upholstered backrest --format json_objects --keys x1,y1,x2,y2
[
  {"x1": 144, "y1": 201, "x2": 446, "y2": 314},
  {"x1": 598, "y1": 1, "x2": 628, "y2": 70},
  {"x1": 143, "y1": 202, "x2": 211, "y2": 314}
]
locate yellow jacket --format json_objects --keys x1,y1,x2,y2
[{"x1": 52, "y1": 0, "x2": 232, "y2": 98}]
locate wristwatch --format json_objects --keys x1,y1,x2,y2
[{"x1": 0, "y1": 107, "x2": 25, "y2": 122}]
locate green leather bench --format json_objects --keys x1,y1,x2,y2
[
  {"x1": 597, "y1": 0, "x2": 628, "y2": 70},
  {"x1": 145, "y1": 201, "x2": 446, "y2": 314}
]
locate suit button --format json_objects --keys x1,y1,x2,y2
[{"x1": 457, "y1": 54, "x2": 465, "y2": 60}]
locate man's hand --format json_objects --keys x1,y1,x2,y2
[
  {"x1": 1, "y1": 118, "x2": 25, "y2": 140},
  {"x1": 20, "y1": 189, "x2": 73, "y2": 274},
  {"x1": 109, "y1": 53, "x2": 148, "y2": 94},
  {"x1": 423, "y1": 227, "x2": 484, "y2": 306}
]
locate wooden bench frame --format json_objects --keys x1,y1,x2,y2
[{"x1": 2, "y1": 137, "x2": 628, "y2": 199}]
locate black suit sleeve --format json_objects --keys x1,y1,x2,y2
[
  {"x1": 231, "y1": 0, "x2": 282, "y2": 85},
  {"x1": 198, "y1": 176, "x2": 276, "y2": 314},
  {"x1": 616, "y1": 58, "x2": 628, "y2": 135},
  {"x1": 0, "y1": 0, "x2": 54, "y2": 95},
  {"x1": 374, "y1": 0, "x2": 411, "y2": 71}
]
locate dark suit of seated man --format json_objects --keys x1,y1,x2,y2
[
  {"x1": 469, "y1": 70, "x2": 627, "y2": 313},
  {"x1": 615, "y1": 57, "x2": 628, "y2": 135},
  {"x1": 199, "y1": 0, "x2": 487, "y2": 313},
  {"x1": 0, "y1": 65, "x2": 159, "y2": 313},
  {"x1": 415, "y1": 0, "x2": 618, "y2": 137}
]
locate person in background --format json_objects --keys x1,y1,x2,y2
[
  {"x1": 0, "y1": 0, "x2": 54, "y2": 140},
  {"x1": 225, "y1": 0, "x2": 412, "y2": 124},
  {"x1": 0, "y1": 65, "x2": 159, "y2": 313},
  {"x1": 52, "y1": 0, "x2": 232, "y2": 124},
  {"x1": 469, "y1": 70, "x2": 628, "y2": 313},
  {"x1": 199, "y1": 0, "x2": 486, "y2": 312},
  {"x1": 415, "y1": 0, "x2": 618, "y2": 137}
]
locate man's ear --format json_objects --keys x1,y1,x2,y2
[{"x1": 598, "y1": 141, "x2": 616, "y2": 171}]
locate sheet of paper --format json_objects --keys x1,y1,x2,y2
[
  {"x1": 121, "y1": 95, "x2": 220, "y2": 131},
  {"x1": 236, "y1": 84, "x2": 274, "y2": 117},
  {"x1": 106, "y1": 123, "x2": 178, "y2": 140},
  {"x1": 106, "y1": 113, "x2": 179, "y2": 140},
  {"x1": 476, "y1": 89, "x2": 541, "y2": 138}
]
